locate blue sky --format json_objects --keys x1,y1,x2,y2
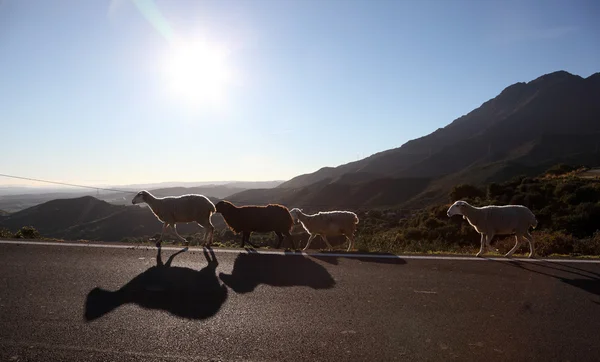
[{"x1": 0, "y1": 0, "x2": 598, "y2": 186}]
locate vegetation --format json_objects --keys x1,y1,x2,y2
[
  {"x1": 113, "y1": 165, "x2": 600, "y2": 257},
  {"x1": 5, "y1": 164, "x2": 600, "y2": 257},
  {"x1": 353, "y1": 165, "x2": 600, "y2": 257},
  {"x1": 1, "y1": 225, "x2": 43, "y2": 240}
]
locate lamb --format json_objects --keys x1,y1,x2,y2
[
  {"x1": 131, "y1": 190, "x2": 216, "y2": 247},
  {"x1": 289, "y1": 208, "x2": 359, "y2": 252},
  {"x1": 447, "y1": 200, "x2": 538, "y2": 258},
  {"x1": 214, "y1": 200, "x2": 295, "y2": 249}
]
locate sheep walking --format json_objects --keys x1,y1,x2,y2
[
  {"x1": 132, "y1": 190, "x2": 216, "y2": 247},
  {"x1": 447, "y1": 200, "x2": 538, "y2": 258},
  {"x1": 214, "y1": 200, "x2": 295, "y2": 249},
  {"x1": 289, "y1": 208, "x2": 359, "y2": 252}
]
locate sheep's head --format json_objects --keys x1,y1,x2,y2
[
  {"x1": 132, "y1": 190, "x2": 149, "y2": 205},
  {"x1": 215, "y1": 200, "x2": 233, "y2": 214},
  {"x1": 289, "y1": 208, "x2": 302, "y2": 224},
  {"x1": 447, "y1": 200, "x2": 469, "y2": 218}
]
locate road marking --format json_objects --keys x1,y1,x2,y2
[
  {"x1": 0, "y1": 340, "x2": 207, "y2": 361},
  {"x1": 1, "y1": 239, "x2": 600, "y2": 263}
]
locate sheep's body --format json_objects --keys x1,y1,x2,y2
[
  {"x1": 215, "y1": 200, "x2": 294, "y2": 249},
  {"x1": 132, "y1": 190, "x2": 216, "y2": 247},
  {"x1": 289, "y1": 208, "x2": 359, "y2": 252},
  {"x1": 447, "y1": 200, "x2": 538, "y2": 258}
]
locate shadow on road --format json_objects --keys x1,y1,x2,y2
[
  {"x1": 498, "y1": 260, "x2": 600, "y2": 300},
  {"x1": 84, "y1": 246, "x2": 228, "y2": 321},
  {"x1": 218, "y1": 252, "x2": 336, "y2": 294},
  {"x1": 309, "y1": 252, "x2": 407, "y2": 266}
]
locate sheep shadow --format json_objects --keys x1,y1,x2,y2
[
  {"x1": 84, "y1": 246, "x2": 228, "y2": 321},
  {"x1": 218, "y1": 252, "x2": 336, "y2": 294},
  {"x1": 309, "y1": 252, "x2": 407, "y2": 266},
  {"x1": 497, "y1": 259, "x2": 600, "y2": 300}
]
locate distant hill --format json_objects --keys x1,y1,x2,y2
[
  {"x1": 0, "y1": 182, "x2": 282, "y2": 213},
  {"x1": 0, "y1": 196, "x2": 228, "y2": 241},
  {"x1": 228, "y1": 70, "x2": 600, "y2": 210}
]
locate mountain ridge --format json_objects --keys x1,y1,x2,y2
[
  {"x1": 229, "y1": 70, "x2": 600, "y2": 210},
  {"x1": 279, "y1": 70, "x2": 599, "y2": 189}
]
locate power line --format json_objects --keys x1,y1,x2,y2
[
  {"x1": 0, "y1": 173, "x2": 137, "y2": 194},
  {"x1": 0, "y1": 173, "x2": 439, "y2": 212}
]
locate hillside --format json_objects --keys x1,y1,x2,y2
[
  {"x1": 324, "y1": 167, "x2": 600, "y2": 257},
  {"x1": 5, "y1": 166, "x2": 600, "y2": 258},
  {"x1": 0, "y1": 195, "x2": 229, "y2": 241},
  {"x1": 228, "y1": 177, "x2": 431, "y2": 212},
  {"x1": 0, "y1": 183, "x2": 266, "y2": 212},
  {"x1": 229, "y1": 70, "x2": 600, "y2": 210}
]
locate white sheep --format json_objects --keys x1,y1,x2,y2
[
  {"x1": 289, "y1": 208, "x2": 359, "y2": 252},
  {"x1": 132, "y1": 190, "x2": 216, "y2": 247},
  {"x1": 447, "y1": 200, "x2": 538, "y2": 258}
]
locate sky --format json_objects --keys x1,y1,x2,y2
[{"x1": 0, "y1": 0, "x2": 598, "y2": 187}]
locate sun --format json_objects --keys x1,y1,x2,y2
[{"x1": 163, "y1": 38, "x2": 234, "y2": 111}]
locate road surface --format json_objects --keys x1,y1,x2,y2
[{"x1": 1, "y1": 240, "x2": 600, "y2": 361}]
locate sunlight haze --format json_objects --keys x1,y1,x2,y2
[{"x1": 0, "y1": 0, "x2": 598, "y2": 187}]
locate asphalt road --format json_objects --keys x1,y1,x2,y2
[{"x1": 1, "y1": 240, "x2": 600, "y2": 362}]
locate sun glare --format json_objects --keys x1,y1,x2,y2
[{"x1": 163, "y1": 38, "x2": 234, "y2": 111}]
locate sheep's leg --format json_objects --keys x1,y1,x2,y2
[
  {"x1": 275, "y1": 232, "x2": 284, "y2": 249},
  {"x1": 346, "y1": 234, "x2": 355, "y2": 252},
  {"x1": 198, "y1": 220, "x2": 214, "y2": 246},
  {"x1": 524, "y1": 232, "x2": 535, "y2": 258},
  {"x1": 205, "y1": 226, "x2": 214, "y2": 246},
  {"x1": 505, "y1": 235, "x2": 521, "y2": 257},
  {"x1": 241, "y1": 231, "x2": 255, "y2": 248},
  {"x1": 156, "y1": 224, "x2": 168, "y2": 247},
  {"x1": 321, "y1": 235, "x2": 333, "y2": 251},
  {"x1": 476, "y1": 234, "x2": 487, "y2": 257},
  {"x1": 284, "y1": 231, "x2": 295, "y2": 250},
  {"x1": 171, "y1": 224, "x2": 189, "y2": 246},
  {"x1": 303, "y1": 234, "x2": 317, "y2": 251},
  {"x1": 243, "y1": 232, "x2": 257, "y2": 248},
  {"x1": 486, "y1": 233, "x2": 497, "y2": 253},
  {"x1": 240, "y1": 232, "x2": 247, "y2": 248}
]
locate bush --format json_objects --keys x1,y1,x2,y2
[
  {"x1": 545, "y1": 163, "x2": 578, "y2": 176},
  {"x1": 0, "y1": 227, "x2": 12, "y2": 238},
  {"x1": 14, "y1": 226, "x2": 41, "y2": 240},
  {"x1": 532, "y1": 231, "x2": 576, "y2": 256},
  {"x1": 352, "y1": 164, "x2": 600, "y2": 257},
  {"x1": 450, "y1": 184, "x2": 485, "y2": 202}
]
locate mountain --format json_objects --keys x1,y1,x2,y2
[
  {"x1": 111, "y1": 180, "x2": 283, "y2": 191},
  {"x1": 2, "y1": 71, "x2": 599, "y2": 242},
  {"x1": 0, "y1": 183, "x2": 282, "y2": 213},
  {"x1": 0, "y1": 196, "x2": 228, "y2": 241},
  {"x1": 228, "y1": 176, "x2": 431, "y2": 211},
  {"x1": 227, "y1": 71, "x2": 600, "y2": 210}
]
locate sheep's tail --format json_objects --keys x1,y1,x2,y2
[{"x1": 353, "y1": 213, "x2": 359, "y2": 225}]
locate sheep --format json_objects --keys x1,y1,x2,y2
[
  {"x1": 289, "y1": 208, "x2": 360, "y2": 252},
  {"x1": 131, "y1": 190, "x2": 216, "y2": 247},
  {"x1": 214, "y1": 200, "x2": 295, "y2": 249},
  {"x1": 447, "y1": 200, "x2": 538, "y2": 258}
]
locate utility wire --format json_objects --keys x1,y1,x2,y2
[
  {"x1": 0, "y1": 173, "x2": 137, "y2": 194},
  {"x1": 0, "y1": 173, "x2": 441, "y2": 212}
]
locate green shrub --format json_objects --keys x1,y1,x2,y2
[
  {"x1": 14, "y1": 226, "x2": 41, "y2": 240},
  {"x1": 0, "y1": 227, "x2": 12, "y2": 238}
]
